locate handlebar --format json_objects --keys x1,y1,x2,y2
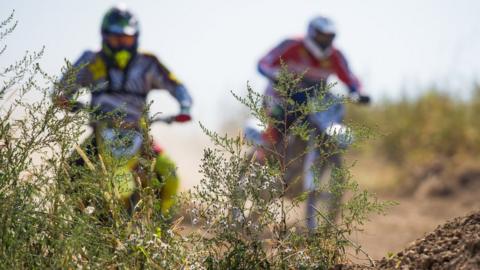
[
  {"x1": 151, "y1": 114, "x2": 191, "y2": 124},
  {"x1": 357, "y1": 95, "x2": 371, "y2": 105},
  {"x1": 152, "y1": 115, "x2": 176, "y2": 124},
  {"x1": 60, "y1": 100, "x2": 190, "y2": 125},
  {"x1": 349, "y1": 93, "x2": 371, "y2": 105}
]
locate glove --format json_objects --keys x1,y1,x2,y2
[
  {"x1": 175, "y1": 106, "x2": 191, "y2": 122},
  {"x1": 54, "y1": 95, "x2": 83, "y2": 112},
  {"x1": 349, "y1": 92, "x2": 370, "y2": 105}
]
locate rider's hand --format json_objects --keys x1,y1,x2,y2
[
  {"x1": 175, "y1": 106, "x2": 192, "y2": 122},
  {"x1": 53, "y1": 95, "x2": 70, "y2": 109},
  {"x1": 54, "y1": 95, "x2": 83, "y2": 112},
  {"x1": 349, "y1": 92, "x2": 371, "y2": 105}
]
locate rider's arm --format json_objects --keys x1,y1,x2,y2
[
  {"x1": 54, "y1": 51, "x2": 96, "y2": 111},
  {"x1": 149, "y1": 56, "x2": 193, "y2": 116},
  {"x1": 257, "y1": 39, "x2": 299, "y2": 81},
  {"x1": 330, "y1": 49, "x2": 361, "y2": 93}
]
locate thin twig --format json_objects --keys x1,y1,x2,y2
[
  {"x1": 312, "y1": 206, "x2": 376, "y2": 267},
  {"x1": 98, "y1": 154, "x2": 107, "y2": 175},
  {"x1": 74, "y1": 144, "x2": 94, "y2": 171},
  {"x1": 170, "y1": 216, "x2": 184, "y2": 234}
]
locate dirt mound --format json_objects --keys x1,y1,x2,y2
[
  {"x1": 336, "y1": 211, "x2": 480, "y2": 270},
  {"x1": 378, "y1": 211, "x2": 480, "y2": 269}
]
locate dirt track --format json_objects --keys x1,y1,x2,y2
[
  {"x1": 338, "y1": 211, "x2": 480, "y2": 269},
  {"x1": 347, "y1": 160, "x2": 480, "y2": 266},
  {"x1": 376, "y1": 211, "x2": 480, "y2": 269},
  {"x1": 350, "y1": 191, "x2": 480, "y2": 261}
]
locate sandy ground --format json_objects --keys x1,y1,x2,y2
[
  {"x1": 346, "y1": 155, "x2": 480, "y2": 263},
  {"x1": 349, "y1": 191, "x2": 480, "y2": 262}
]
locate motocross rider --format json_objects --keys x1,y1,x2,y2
[
  {"x1": 257, "y1": 16, "x2": 369, "y2": 229},
  {"x1": 54, "y1": 5, "x2": 192, "y2": 216}
]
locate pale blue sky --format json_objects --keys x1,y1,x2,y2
[{"x1": 1, "y1": 0, "x2": 480, "y2": 128}]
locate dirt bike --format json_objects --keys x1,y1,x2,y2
[
  {"x1": 244, "y1": 91, "x2": 370, "y2": 230},
  {"x1": 72, "y1": 111, "x2": 187, "y2": 218}
]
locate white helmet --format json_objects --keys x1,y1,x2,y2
[{"x1": 305, "y1": 16, "x2": 336, "y2": 59}]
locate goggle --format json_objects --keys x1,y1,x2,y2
[
  {"x1": 105, "y1": 34, "x2": 136, "y2": 48},
  {"x1": 312, "y1": 30, "x2": 335, "y2": 46}
]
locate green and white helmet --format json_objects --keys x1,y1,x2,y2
[
  {"x1": 101, "y1": 5, "x2": 140, "y2": 69},
  {"x1": 101, "y1": 4, "x2": 139, "y2": 36}
]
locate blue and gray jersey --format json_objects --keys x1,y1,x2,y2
[{"x1": 60, "y1": 50, "x2": 192, "y2": 123}]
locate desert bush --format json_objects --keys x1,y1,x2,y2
[
  {"x1": 185, "y1": 66, "x2": 389, "y2": 269},
  {"x1": 0, "y1": 12, "x2": 188, "y2": 269}
]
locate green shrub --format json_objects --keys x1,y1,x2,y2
[
  {"x1": 0, "y1": 12, "x2": 187, "y2": 269},
  {"x1": 185, "y1": 66, "x2": 390, "y2": 269}
]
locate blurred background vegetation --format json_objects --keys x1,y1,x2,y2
[{"x1": 345, "y1": 85, "x2": 480, "y2": 193}]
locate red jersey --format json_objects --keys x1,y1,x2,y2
[{"x1": 258, "y1": 38, "x2": 361, "y2": 93}]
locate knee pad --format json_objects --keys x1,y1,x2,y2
[{"x1": 154, "y1": 153, "x2": 180, "y2": 216}]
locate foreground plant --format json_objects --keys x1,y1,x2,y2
[
  {"x1": 185, "y1": 66, "x2": 391, "y2": 269},
  {"x1": 0, "y1": 12, "x2": 188, "y2": 269}
]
